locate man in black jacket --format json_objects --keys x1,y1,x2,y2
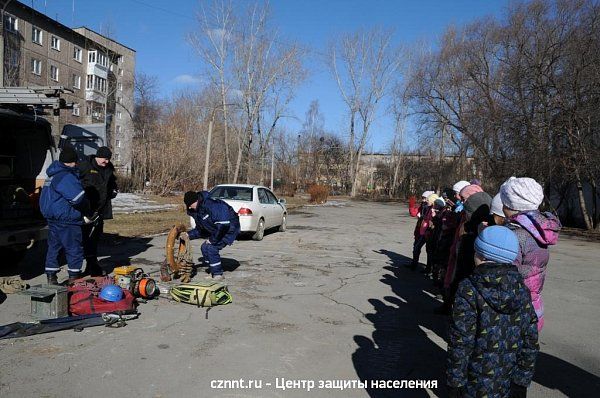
[{"x1": 78, "y1": 146, "x2": 118, "y2": 276}]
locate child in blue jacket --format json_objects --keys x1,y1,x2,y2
[
  {"x1": 447, "y1": 226, "x2": 538, "y2": 398},
  {"x1": 39, "y1": 147, "x2": 87, "y2": 285}
]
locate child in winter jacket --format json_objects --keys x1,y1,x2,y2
[
  {"x1": 39, "y1": 146, "x2": 87, "y2": 285},
  {"x1": 500, "y1": 177, "x2": 561, "y2": 331},
  {"x1": 447, "y1": 225, "x2": 539, "y2": 398},
  {"x1": 409, "y1": 191, "x2": 434, "y2": 270}
]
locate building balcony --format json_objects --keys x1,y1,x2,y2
[
  {"x1": 85, "y1": 89, "x2": 106, "y2": 102},
  {"x1": 86, "y1": 62, "x2": 108, "y2": 80}
]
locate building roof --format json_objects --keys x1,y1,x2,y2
[
  {"x1": 6, "y1": 1, "x2": 135, "y2": 53},
  {"x1": 73, "y1": 27, "x2": 136, "y2": 53}
]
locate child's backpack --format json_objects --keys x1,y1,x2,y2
[
  {"x1": 169, "y1": 281, "x2": 232, "y2": 307},
  {"x1": 68, "y1": 276, "x2": 137, "y2": 316}
]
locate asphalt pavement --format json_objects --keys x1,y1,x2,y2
[{"x1": 0, "y1": 200, "x2": 599, "y2": 397}]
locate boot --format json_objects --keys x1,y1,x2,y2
[
  {"x1": 46, "y1": 273, "x2": 59, "y2": 285},
  {"x1": 67, "y1": 273, "x2": 81, "y2": 285},
  {"x1": 84, "y1": 258, "x2": 103, "y2": 277}
]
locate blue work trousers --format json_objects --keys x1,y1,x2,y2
[{"x1": 45, "y1": 221, "x2": 83, "y2": 277}]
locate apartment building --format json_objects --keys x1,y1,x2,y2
[{"x1": 1, "y1": 1, "x2": 135, "y2": 173}]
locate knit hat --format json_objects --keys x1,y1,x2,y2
[
  {"x1": 453, "y1": 180, "x2": 470, "y2": 194},
  {"x1": 500, "y1": 176, "x2": 544, "y2": 211},
  {"x1": 475, "y1": 225, "x2": 519, "y2": 264},
  {"x1": 434, "y1": 198, "x2": 446, "y2": 208},
  {"x1": 463, "y1": 191, "x2": 492, "y2": 218},
  {"x1": 184, "y1": 191, "x2": 198, "y2": 209},
  {"x1": 490, "y1": 193, "x2": 504, "y2": 217},
  {"x1": 421, "y1": 190, "x2": 435, "y2": 199},
  {"x1": 426, "y1": 193, "x2": 439, "y2": 206},
  {"x1": 59, "y1": 146, "x2": 78, "y2": 163},
  {"x1": 96, "y1": 146, "x2": 112, "y2": 160},
  {"x1": 460, "y1": 184, "x2": 483, "y2": 201}
]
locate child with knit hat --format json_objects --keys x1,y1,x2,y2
[
  {"x1": 408, "y1": 190, "x2": 435, "y2": 270},
  {"x1": 447, "y1": 226, "x2": 539, "y2": 398},
  {"x1": 500, "y1": 177, "x2": 561, "y2": 331}
]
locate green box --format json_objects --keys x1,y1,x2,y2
[{"x1": 23, "y1": 284, "x2": 69, "y2": 319}]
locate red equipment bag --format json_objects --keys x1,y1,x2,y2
[{"x1": 68, "y1": 276, "x2": 137, "y2": 316}]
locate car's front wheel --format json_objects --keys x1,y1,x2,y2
[
  {"x1": 278, "y1": 214, "x2": 287, "y2": 232},
  {"x1": 252, "y1": 218, "x2": 265, "y2": 241}
]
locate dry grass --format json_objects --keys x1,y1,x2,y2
[
  {"x1": 104, "y1": 194, "x2": 188, "y2": 238},
  {"x1": 104, "y1": 193, "x2": 308, "y2": 238}
]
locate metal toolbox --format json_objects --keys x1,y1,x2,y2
[{"x1": 21, "y1": 284, "x2": 69, "y2": 319}]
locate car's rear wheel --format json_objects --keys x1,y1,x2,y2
[
  {"x1": 252, "y1": 218, "x2": 265, "y2": 241},
  {"x1": 278, "y1": 214, "x2": 287, "y2": 232}
]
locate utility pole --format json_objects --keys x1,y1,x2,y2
[
  {"x1": 203, "y1": 113, "x2": 214, "y2": 190},
  {"x1": 270, "y1": 135, "x2": 275, "y2": 191}
]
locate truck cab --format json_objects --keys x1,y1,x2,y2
[{"x1": 0, "y1": 87, "x2": 72, "y2": 264}]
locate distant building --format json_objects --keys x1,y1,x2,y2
[{"x1": 1, "y1": 1, "x2": 135, "y2": 173}]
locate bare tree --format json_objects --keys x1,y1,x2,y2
[{"x1": 329, "y1": 28, "x2": 401, "y2": 196}]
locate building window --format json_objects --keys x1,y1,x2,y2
[
  {"x1": 113, "y1": 153, "x2": 120, "y2": 161},
  {"x1": 72, "y1": 107, "x2": 80, "y2": 116},
  {"x1": 32, "y1": 26, "x2": 43, "y2": 45},
  {"x1": 118, "y1": 55, "x2": 124, "y2": 64},
  {"x1": 31, "y1": 59, "x2": 42, "y2": 75},
  {"x1": 50, "y1": 65, "x2": 59, "y2": 81},
  {"x1": 116, "y1": 125, "x2": 122, "y2": 134},
  {"x1": 4, "y1": 14, "x2": 18, "y2": 33},
  {"x1": 98, "y1": 53, "x2": 108, "y2": 67},
  {"x1": 117, "y1": 96, "x2": 122, "y2": 104},
  {"x1": 51, "y1": 35, "x2": 60, "y2": 50},
  {"x1": 118, "y1": 68, "x2": 124, "y2": 76},
  {"x1": 86, "y1": 75, "x2": 93, "y2": 89},
  {"x1": 73, "y1": 74, "x2": 81, "y2": 89},
  {"x1": 118, "y1": 82, "x2": 122, "y2": 91},
  {"x1": 73, "y1": 46, "x2": 82, "y2": 62},
  {"x1": 117, "y1": 111, "x2": 122, "y2": 119},
  {"x1": 115, "y1": 139, "x2": 121, "y2": 148},
  {"x1": 86, "y1": 105, "x2": 92, "y2": 116},
  {"x1": 88, "y1": 51, "x2": 96, "y2": 63}
]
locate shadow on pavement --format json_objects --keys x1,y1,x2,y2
[
  {"x1": 534, "y1": 352, "x2": 600, "y2": 397},
  {"x1": 97, "y1": 233, "x2": 153, "y2": 274},
  {"x1": 352, "y1": 249, "x2": 448, "y2": 398},
  {"x1": 354, "y1": 250, "x2": 600, "y2": 398}
]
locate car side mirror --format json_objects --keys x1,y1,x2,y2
[{"x1": 278, "y1": 198, "x2": 286, "y2": 205}]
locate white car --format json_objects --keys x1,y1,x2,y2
[{"x1": 209, "y1": 184, "x2": 287, "y2": 241}]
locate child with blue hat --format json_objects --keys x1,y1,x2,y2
[{"x1": 447, "y1": 226, "x2": 539, "y2": 398}]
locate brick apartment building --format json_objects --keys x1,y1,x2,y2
[{"x1": 1, "y1": 0, "x2": 135, "y2": 173}]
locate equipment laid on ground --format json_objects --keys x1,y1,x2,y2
[
  {"x1": 0, "y1": 311, "x2": 139, "y2": 339},
  {"x1": 162, "y1": 224, "x2": 194, "y2": 283},
  {"x1": 99, "y1": 285, "x2": 124, "y2": 302},
  {"x1": 169, "y1": 282, "x2": 232, "y2": 308},
  {"x1": 21, "y1": 284, "x2": 68, "y2": 319},
  {"x1": 113, "y1": 266, "x2": 157, "y2": 299},
  {"x1": 69, "y1": 276, "x2": 136, "y2": 316}
]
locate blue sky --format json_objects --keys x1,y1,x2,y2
[{"x1": 35, "y1": 0, "x2": 510, "y2": 151}]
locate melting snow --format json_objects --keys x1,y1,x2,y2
[{"x1": 112, "y1": 193, "x2": 176, "y2": 214}]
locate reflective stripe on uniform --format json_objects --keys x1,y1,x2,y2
[{"x1": 71, "y1": 190, "x2": 85, "y2": 202}]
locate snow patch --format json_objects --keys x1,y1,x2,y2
[
  {"x1": 112, "y1": 193, "x2": 176, "y2": 214},
  {"x1": 305, "y1": 200, "x2": 348, "y2": 207}
]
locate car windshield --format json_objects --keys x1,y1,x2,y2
[{"x1": 210, "y1": 186, "x2": 253, "y2": 201}]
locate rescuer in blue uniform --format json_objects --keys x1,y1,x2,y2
[{"x1": 183, "y1": 191, "x2": 240, "y2": 279}]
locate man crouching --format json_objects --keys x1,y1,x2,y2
[{"x1": 183, "y1": 191, "x2": 240, "y2": 280}]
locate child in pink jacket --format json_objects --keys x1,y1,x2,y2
[{"x1": 501, "y1": 177, "x2": 561, "y2": 331}]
